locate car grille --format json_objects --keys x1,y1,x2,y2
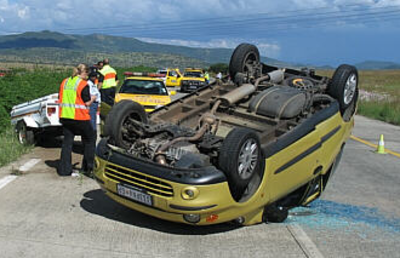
[
  {"x1": 104, "y1": 163, "x2": 174, "y2": 197},
  {"x1": 182, "y1": 80, "x2": 204, "y2": 86}
]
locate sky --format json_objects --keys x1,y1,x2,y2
[{"x1": 0, "y1": 0, "x2": 400, "y2": 66}]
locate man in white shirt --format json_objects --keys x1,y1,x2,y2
[{"x1": 87, "y1": 72, "x2": 101, "y2": 131}]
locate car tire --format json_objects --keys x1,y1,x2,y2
[
  {"x1": 218, "y1": 127, "x2": 263, "y2": 201},
  {"x1": 329, "y1": 64, "x2": 359, "y2": 116},
  {"x1": 16, "y1": 122, "x2": 35, "y2": 145},
  {"x1": 229, "y1": 43, "x2": 260, "y2": 81},
  {"x1": 105, "y1": 100, "x2": 148, "y2": 149},
  {"x1": 264, "y1": 205, "x2": 289, "y2": 223}
]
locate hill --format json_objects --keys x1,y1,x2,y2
[
  {"x1": 0, "y1": 47, "x2": 206, "y2": 68},
  {"x1": 355, "y1": 61, "x2": 400, "y2": 70},
  {"x1": 0, "y1": 31, "x2": 285, "y2": 67}
]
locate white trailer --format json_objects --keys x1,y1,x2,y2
[{"x1": 10, "y1": 93, "x2": 62, "y2": 145}]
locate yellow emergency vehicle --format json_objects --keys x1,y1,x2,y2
[{"x1": 115, "y1": 72, "x2": 175, "y2": 112}]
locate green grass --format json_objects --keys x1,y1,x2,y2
[
  {"x1": 358, "y1": 100, "x2": 400, "y2": 125},
  {"x1": 318, "y1": 69, "x2": 400, "y2": 125},
  {"x1": 0, "y1": 65, "x2": 158, "y2": 168},
  {"x1": 355, "y1": 70, "x2": 400, "y2": 125},
  {"x1": 0, "y1": 126, "x2": 32, "y2": 168}
]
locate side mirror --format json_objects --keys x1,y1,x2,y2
[{"x1": 170, "y1": 90, "x2": 177, "y2": 96}]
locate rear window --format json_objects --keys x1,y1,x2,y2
[{"x1": 120, "y1": 79, "x2": 168, "y2": 95}]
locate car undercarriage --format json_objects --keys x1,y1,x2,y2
[{"x1": 96, "y1": 43, "x2": 358, "y2": 224}]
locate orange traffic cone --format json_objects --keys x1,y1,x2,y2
[{"x1": 376, "y1": 134, "x2": 387, "y2": 154}]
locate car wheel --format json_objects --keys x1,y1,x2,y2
[
  {"x1": 105, "y1": 100, "x2": 148, "y2": 149},
  {"x1": 229, "y1": 43, "x2": 260, "y2": 81},
  {"x1": 264, "y1": 205, "x2": 289, "y2": 223},
  {"x1": 329, "y1": 64, "x2": 359, "y2": 116},
  {"x1": 218, "y1": 127, "x2": 263, "y2": 201},
  {"x1": 16, "y1": 122, "x2": 35, "y2": 145}
]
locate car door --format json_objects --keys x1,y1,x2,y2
[
  {"x1": 265, "y1": 121, "x2": 324, "y2": 202},
  {"x1": 166, "y1": 70, "x2": 181, "y2": 87}
]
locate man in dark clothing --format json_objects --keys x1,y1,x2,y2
[{"x1": 98, "y1": 58, "x2": 118, "y2": 106}]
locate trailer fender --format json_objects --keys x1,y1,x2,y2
[{"x1": 23, "y1": 116, "x2": 39, "y2": 128}]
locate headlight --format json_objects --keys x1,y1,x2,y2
[
  {"x1": 183, "y1": 214, "x2": 201, "y2": 224},
  {"x1": 181, "y1": 187, "x2": 199, "y2": 200}
]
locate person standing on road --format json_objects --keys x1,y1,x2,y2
[
  {"x1": 98, "y1": 58, "x2": 118, "y2": 106},
  {"x1": 57, "y1": 64, "x2": 96, "y2": 177},
  {"x1": 204, "y1": 70, "x2": 210, "y2": 84},
  {"x1": 216, "y1": 72, "x2": 222, "y2": 80},
  {"x1": 87, "y1": 71, "x2": 101, "y2": 131}
]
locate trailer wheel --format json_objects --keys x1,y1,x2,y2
[
  {"x1": 105, "y1": 100, "x2": 148, "y2": 149},
  {"x1": 229, "y1": 43, "x2": 260, "y2": 80},
  {"x1": 219, "y1": 127, "x2": 263, "y2": 201},
  {"x1": 16, "y1": 122, "x2": 35, "y2": 145},
  {"x1": 329, "y1": 64, "x2": 359, "y2": 117}
]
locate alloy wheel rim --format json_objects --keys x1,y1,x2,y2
[
  {"x1": 344, "y1": 74, "x2": 357, "y2": 105},
  {"x1": 237, "y1": 138, "x2": 258, "y2": 180}
]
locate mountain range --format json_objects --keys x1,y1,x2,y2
[{"x1": 0, "y1": 31, "x2": 399, "y2": 70}]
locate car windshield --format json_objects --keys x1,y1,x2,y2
[
  {"x1": 120, "y1": 79, "x2": 168, "y2": 95},
  {"x1": 184, "y1": 72, "x2": 203, "y2": 78}
]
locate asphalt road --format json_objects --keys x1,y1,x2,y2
[{"x1": 0, "y1": 115, "x2": 399, "y2": 258}]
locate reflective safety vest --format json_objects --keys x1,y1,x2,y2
[
  {"x1": 58, "y1": 76, "x2": 90, "y2": 120},
  {"x1": 99, "y1": 65, "x2": 117, "y2": 89},
  {"x1": 205, "y1": 73, "x2": 210, "y2": 80}
]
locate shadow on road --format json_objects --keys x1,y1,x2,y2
[
  {"x1": 38, "y1": 138, "x2": 84, "y2": 155},
  {"x1": 36, "y1": 136, "x2": 62, "y2": 148},
  {"x1": 45, "y1": 159, "x2": 80, "y2": 170},
  {"x1": 44, "y1": 159, "x2": 59, "y2": 169},
  {"x1": 80, "y1": 189, "x2": 240, "y2": 235}
]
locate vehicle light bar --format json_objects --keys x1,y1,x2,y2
[{"x1": 124, "y1": 72, "x2": 165, "y2": 77}]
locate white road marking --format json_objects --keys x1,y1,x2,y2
[
  {"x1": 0, "y1": 175, "x2": 18, "y2": 190},
  {"x1": 0, "y1": 159, "x2": 41, "y2": 191},
  {"x1": 18, "y1": 158, "x2": 41, "y2": 172},
  {"x1": 287, "y1": 224, "x2": 324, "y2": 258}
]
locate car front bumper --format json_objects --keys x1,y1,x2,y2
[{"x1": 93, "y1": 139, "x2": 266, "y2": 225}]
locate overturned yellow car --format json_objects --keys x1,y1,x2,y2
[{"x1": 94, "y1": 44, "x2": 358, "y2": 226}]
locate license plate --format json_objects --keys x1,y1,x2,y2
[
  {"x1": 189, "y1": 86, "x2": 197, "y2": 89},
  {"x1": 117, "y1": 184, "x2": 153, "y2": 206}
]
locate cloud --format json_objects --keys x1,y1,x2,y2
[
  {"x1": 0, "y1": 0, "x2": 399, "y2": 65},
  {"x1": 1, "y1": 0, "x2": 398, "y2": 34},
  {"x1": 17, "y1": 6, "x2": 29, "y2": 19},
  {"x1": 138, "y1": 37, "x2": 281, "y2": 57}
]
